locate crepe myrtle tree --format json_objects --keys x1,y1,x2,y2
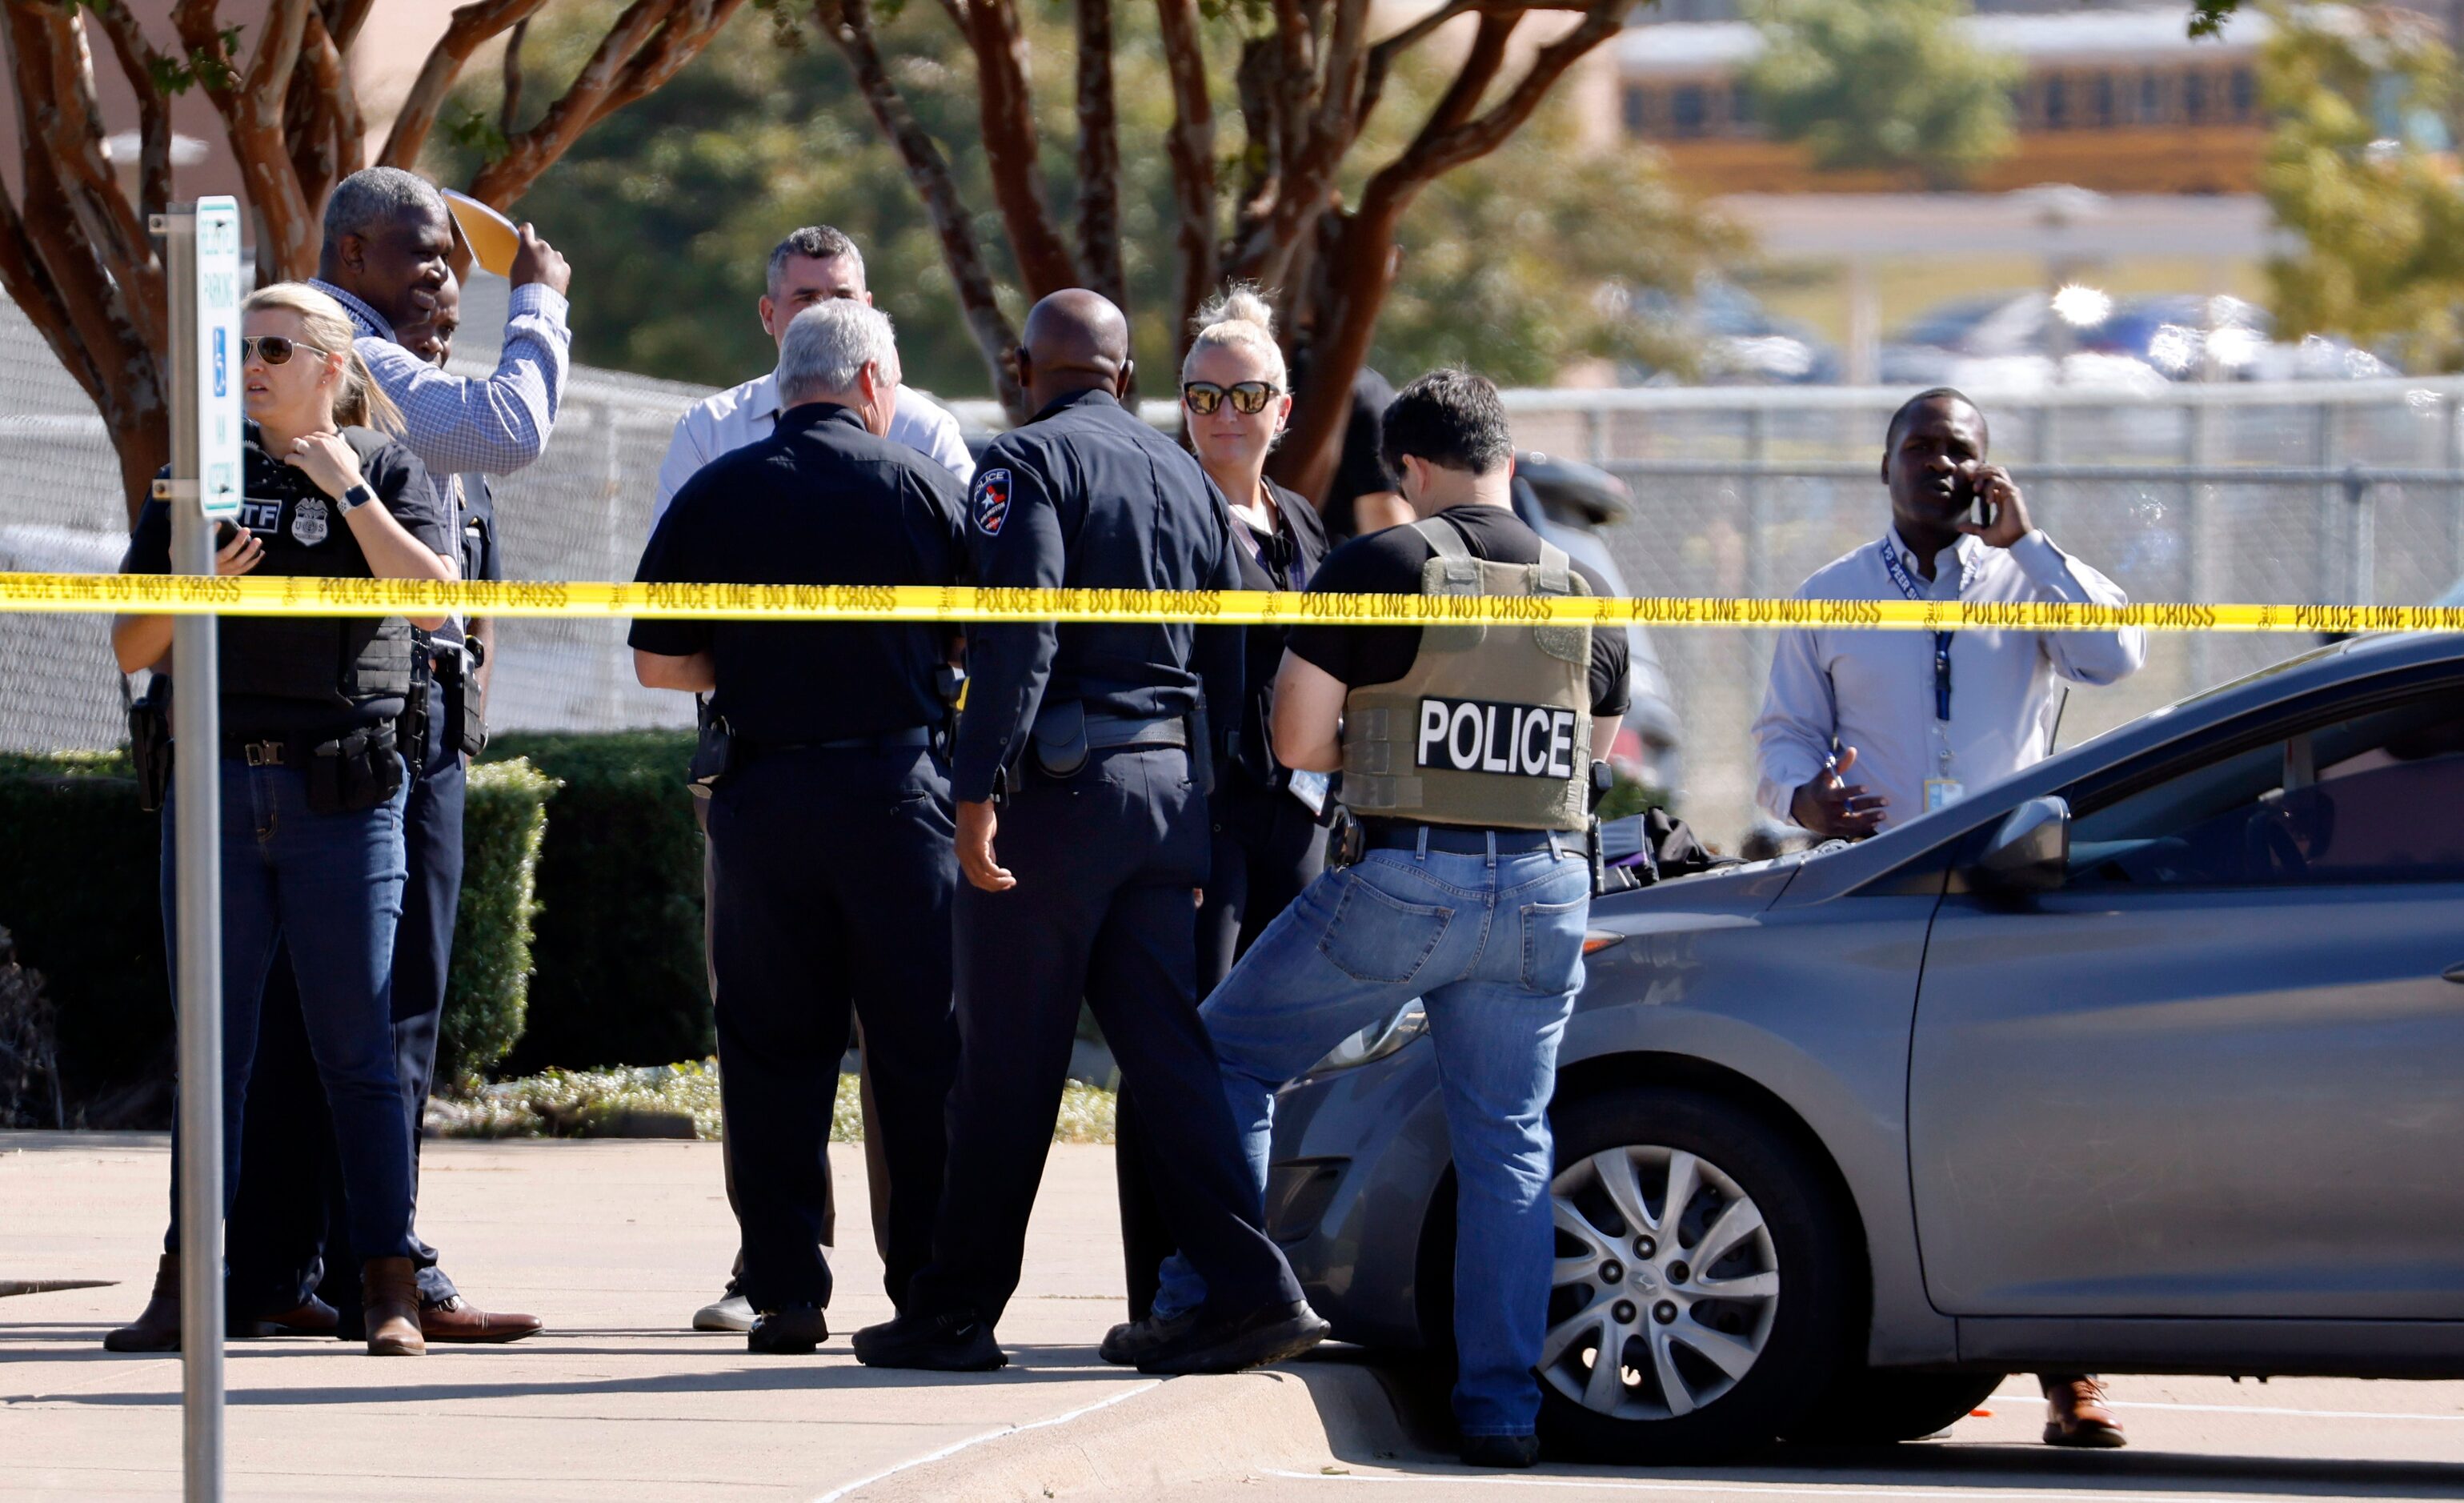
[
  {"x1": 0, "y1": 0, "x2": 743, "y2": 521},
  {"x1": 815, "y1": 0, "x2": 1639, "y2": 495}
]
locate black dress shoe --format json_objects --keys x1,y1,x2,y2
[
  {"x1": 1135, "y1": 1298, "x2": 1330, "y2": 1376},
  {"x1": 1099, "y1": 1307, "x2": 1199, "y2": 1367},
  {"x1": 747, "y1": 1305, "x2": 829, "y2": 1355},
  {"x1": 852, "y1": 1308, "x2": 1005, "y2": 1371},
  {"x1": 1460, "y1": 1433, "x2": 1540, "y2": 1469}
]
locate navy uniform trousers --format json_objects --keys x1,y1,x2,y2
[
  {"x1": 225, "y1": 686, "x2": 463, "y2": 1321},
  {"x1": 1116, "y1": 772, "x2": 1328, "y2": 1317},
  {"x1": 904, "y1": 744, "x2": 1303, "y2": 1325},
  {"x1": 706, "y1": 743, "x2": 958, "y2": 1313}
]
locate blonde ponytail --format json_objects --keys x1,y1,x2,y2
[{"x1": 240, "y1": 282, "x2": 404, "y2": 436}]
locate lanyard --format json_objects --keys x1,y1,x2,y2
[{"x1": 1877, "y1": 538, "x2": 1961, "y2": 723}]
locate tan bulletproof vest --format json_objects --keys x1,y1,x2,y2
[{"x1": 1340, "y1": 515, "x2": 1593, "y2": 832}]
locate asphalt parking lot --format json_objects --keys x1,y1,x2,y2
[{"x1": 7, "y1": 1134, "x2": 2462, "y2": 1501}]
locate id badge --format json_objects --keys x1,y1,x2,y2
[
  {"x1": 1923, "y1": 778, "x2": 1965, "y2": 813},
  {"x1": 1287, "y1": 768, "x2": 1331, "y2": 816}
]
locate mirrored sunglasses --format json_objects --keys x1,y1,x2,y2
[{"x1": 1183, "y1": 380, "x2": 1280, "y2": 416}]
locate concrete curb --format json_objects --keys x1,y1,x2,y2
[{"x1": 832, "y1": 1357, "x2": 1410, "y2": 1502}]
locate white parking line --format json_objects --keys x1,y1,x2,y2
[
  {"x1": 1262, "y1": 1470, "x2": 2281, "y2": 1501},
  {"x1": 1990, "y1": 1388, "x2": 2464, "y2": 1423},
  {"x1": 807, "y1": 1378, "x2": 1161, "y2": 1503}
]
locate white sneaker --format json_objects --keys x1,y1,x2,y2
[{"x1": 693, "y1": 1291, "x2": 756, "y2": 1333}]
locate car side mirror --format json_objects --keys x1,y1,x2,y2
[{"x1": 1975, "y1": 796, "x2": 2070, "y2": 892}]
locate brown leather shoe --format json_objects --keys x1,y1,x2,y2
[
  {"x1": 419, "y1": 1294, "x2": 543, "y2": 1345},
  {"x1": 362, "y1": 1257, "x2": 426, "y2": 1357},
  {"x1": 103, "y1": 1253, "x2": 182, "y2": 1353},
  {"x1": 2042, "y1": 1373, "x2": 2127, "y2": 1448}
]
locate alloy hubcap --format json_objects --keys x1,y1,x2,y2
[{"x1": 1543, "y1": 1145, "x2": 1780, "y2": 1421}]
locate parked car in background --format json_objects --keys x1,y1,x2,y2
[
  {"x1": 1513, "y1": 450, "x2": 1683, "y2": 798},
  {"x1": 1625, "y1": 279, "x2": 1840, "y2": 387},
  {"x1": 1268, "y1": 630, "x2": 2464, "y2": 1461},
  {"x1": 2088, "y1": 294, "x2": 2394, "y2": 382},
  {"x1": 1884, "y1": 289, "x2": 2395, "y2": 389}
]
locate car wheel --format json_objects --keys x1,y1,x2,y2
[
  {"x1": 1781, "y1": 1369, "x2": 2007, "y2": 1446},
  {"x1": 1539, "y1": 1088, "x2": 1854, "y2": 1462}
]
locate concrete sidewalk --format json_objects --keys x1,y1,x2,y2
[{"x1": 0, "y1": 1132, "x2": 1156, "y2": 1501}]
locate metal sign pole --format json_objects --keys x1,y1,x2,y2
[{"x1": 154, "y1": 194, "x2": 240, "y2": 1503}]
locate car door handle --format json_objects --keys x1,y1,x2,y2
[{"x1": 2445, "y1": 964, "x2": 2464, "y2": 984}]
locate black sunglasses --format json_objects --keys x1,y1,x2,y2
[
  {"x1": 240, "y1": 335, "x2": 332, "y2": 367},
  {"x1": 1183, "y1": 380, "x2": 1280, "y2": 416}
]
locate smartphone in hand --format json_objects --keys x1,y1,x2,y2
[
  {"x1": 214, "y1": 519, "x2": 238, "y2": 549},
  {"x1": 1957, "y1": 463, "x2": 1994, "y2": 531}
]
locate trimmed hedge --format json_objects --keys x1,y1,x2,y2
[
  {"x1": 0, "y1": 750, "x2": 554, "y2": 1121},
  {"x1": 438, "y1": 759, "x2": 555, "y2": 1093},
  {"x1": 479, "y1": 731, "x2": 711, "y2": 1073},
  {"x1": 0, "y1": 751, "x2": 170, "y2": 1116}
]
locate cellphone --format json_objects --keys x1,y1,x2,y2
[
  {"x1": 1957, "y1": 466, "x2": 1994, "y2": 530},
  {"x1": 214, "y1": 519, "x2": 238, "y2": 548}
]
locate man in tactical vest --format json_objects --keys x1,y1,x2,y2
[{"x1": 1116, "y1": 369, "x2": 1628, "y2": 1469}]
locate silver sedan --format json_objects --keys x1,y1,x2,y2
[{"x1": 1264, "y1": 631, "x2": 2464, "y2": 1459}]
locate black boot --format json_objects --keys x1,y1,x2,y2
[
  {"x1": 1135, "y1": 1298, "x2": 1329, "y2": 1376},
  {"x1": 852, "y1": 1308, "x2": 1005, "y2": 1371}
]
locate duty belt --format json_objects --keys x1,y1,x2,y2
[
  {"x1": 1084, "y1": 713, "x2": 1188, "y2": 751},
  {"x1": 1364, "y1": 821, "x2": 1564, "y2": 856}
]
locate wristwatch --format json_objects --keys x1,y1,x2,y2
[{"x1": 335, "y1": 481, "x2": 377, "y2": 515}]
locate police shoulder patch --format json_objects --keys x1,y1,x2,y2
[{"x1": 972, "y1": 467, "x2": 1012, "y2": 536}]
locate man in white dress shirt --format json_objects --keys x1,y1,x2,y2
[
  {"x1": 1750, "y1": 386, "x2": 2143, "y2": 1449},
  {"x1": 654, "y1": 224, "x2": 973, "y2": 519},
  {"x1": 662, "y1": 226, "x2": 970, "y2": 1336}
]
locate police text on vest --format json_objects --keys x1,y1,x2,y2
[{"x1": 1415, "y1": 697, "x2": 1578, "y2": 779}]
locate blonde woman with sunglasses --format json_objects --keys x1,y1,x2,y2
[
  {"x1": 1110, "y1": 287, "x2": 1335, "y2": 1342},
  {"x1": 106, "y1": 283, "x2": 457, "y2": 1358}
]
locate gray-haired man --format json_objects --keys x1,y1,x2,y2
[
  {"x1": 654, "y1": 225, "x2": 971, "y2": 519},
  {"x1": 660, "y1": 225, "x2": 969, "y2": 1333},
  {"x1": 631, "y1": 302, "x2": 968, "y2": 1354}
]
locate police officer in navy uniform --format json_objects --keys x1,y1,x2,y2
[
  {"x1": 851, "y1": 290, "x2": 1328, "y2": 1377},
  {"x1": 631, "y1": 300, "x2": 965, "y2": 1355}
]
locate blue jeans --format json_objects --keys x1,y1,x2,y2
[
  {"x1": 162, "y1": 756, "x2": 415, "y2": 1263},
  {"x1": 1155, "y1": 833, "x2": 1589, "y2": 1437}
]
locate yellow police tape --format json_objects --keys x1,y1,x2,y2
[{"x1": 2, "y1": 571, "x2": 2460, "y2": 634}]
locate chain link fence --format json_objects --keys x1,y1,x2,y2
[{"x1": 4, "y1": 288, "x2": 2460, "y2": 847}]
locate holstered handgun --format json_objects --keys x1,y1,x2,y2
[
  {"x1": 125, "y1": 673, "x2": 172, "y2": 813},
  {"x1": 688, "y1": 696, "x2": 737, "y2": 800},
  {"x1": 1186, "y1": 699, "x2": 1216, "y2": 799}
]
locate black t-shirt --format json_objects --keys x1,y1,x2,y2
[
  {"x1": 1225, "y1": 479, "x2": 1332, "y2": 790},
  {"x1": 122, "y1": 423, "x2": 448, "y2": 738},
  {"x1": 1286, "y1": 505, "x2": 1632, "y2": 718},
  {"x1": 1319, "y1": 367, "x2": 1400, "y2": 546},
  {"x1": 630, "y1": 403, "x2": 972, "y2": 745}
]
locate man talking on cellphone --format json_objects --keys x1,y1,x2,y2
[{"x1": 1749, "y1": 386, "x2": 2145, "y2": 1448}]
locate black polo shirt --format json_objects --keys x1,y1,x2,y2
[
  {"x1": 1287, "y1": 503, "x2": 1632, "y2": 719},
  {"x1": 951, "y1": 387, "x2": 1246, "y2": 804},
  {"x1": 1226, "y1": 478, "x2": 1330, "y2": 791},
  {"x1": 630, "y1": 403, "x2": 971, "y2": 744}
]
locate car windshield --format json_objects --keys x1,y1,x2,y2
[{"x1": 2059, "y1": 643, "x2": 2348, "y2": 757}]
